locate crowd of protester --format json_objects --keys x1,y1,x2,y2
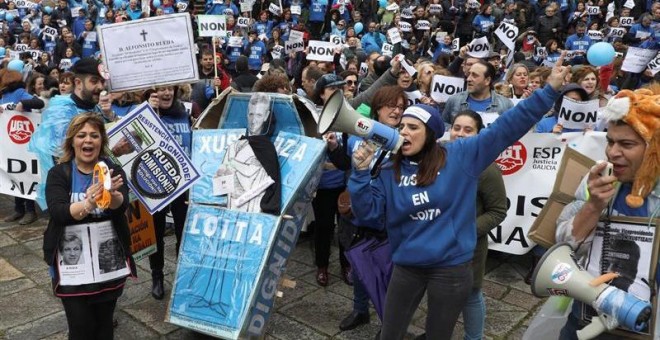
[{"x1": 0, "y1": 0, "x2": 659, "y2": 338}]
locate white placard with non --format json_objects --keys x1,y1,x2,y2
[
  {"x1": 429, "y1": 4, "x2": 442, "y2": 14},
  {"x1": 557, "y1": 98, "x2": 600, "y2": 130},
  {"x1": 285, "y1": 39, "x2": 304, "y2": 53},
  {"x1": 587, "y1": 30, "x2": 603, "y2": 41},
  {"x1": 466, "y1": 36, "x2": 490, "y2": 58},
  {"x1": 646, "y1": 51, "x2": 660, "y2": 76},
  {"x1": 415, "y1": 20, "x2": 431, "y2": 30},
  {"x1": 431, "y1": 75, "x2": 465, "y2": 103},
  {"x1": 197, "y1": 15, "x2": 227, "y2": 37},
  {"x1": 494, "y1": 21, "x2": 518, "y2": 50},
  {"x1": 306, "y1": 40, "x2": 335, "y2": 61},
  {"x1": 399, "y1": 21, "x2": 412, "y2": 32},
  {"x1": 98, "y1": 13, "x2": 199, "y2": 91}
]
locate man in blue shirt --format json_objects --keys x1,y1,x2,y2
[
  {"x1": 244, "y1": 31, "x2": 266, "y2": 73},
  {"x1": 361, "y1": 22, "x2": 386, "y2": 55},
  {"x1": 565, "y1": 22, "x2": 592, "y2": 65}
]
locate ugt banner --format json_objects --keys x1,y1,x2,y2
[{"x1": 0, "y1": 110, "x2": 41, "y2": 199}]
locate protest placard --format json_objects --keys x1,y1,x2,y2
[
  {"x1": 620, "y1": 16, "x2": 634, "y2": 26},
  {"x1": 381, "y1": 43, "x2": 394, "y2": 57},
  {"x1": 405, "y1": 90, "x2": 423, "y2": 106},
  {"x1": 359, "y1": 62, "x2": 368, "y2": 77},
  {"x1": 106, "y1": 103, "x2": 200, "y2": 214},
  {"x1": 271, "y1": 45, "x2": 284, "y2": 59},
  {"x1": 489, "y1": 132, "x2": 606, "y2": 254},
  {"x1": 98, "y1": 13, "x2": 198, "y2": 91},
  {"x1": 430, "y1": 75, "x2": 465, "y2": 103},
  {"x1": 240, "y1": 0, "x2": 252, "y2": 12},
  {"x1": 495, "y1": 21, "x2": 518, "y2": 51},
  {"x1": 0, "y1": 110, "x2": 40, "y2": 200},
  {"x1": 647, "y1": 51, "x2": 660, "y2": 76},
  {"x1": 306, "y1": 40, "x2": 335, "y2": 61},
  {"x1": 26, "y1": 49, "x2": 42, "y2": 60},
  {"x1": 237, "y1": 16, "x2": 250, "y2": 27},
  {"x1": 607, "y1": 27, "x2": 626, "y2": 39},
  {"x1": 622, "y1": 47, "x2": 658, "y2": 73},
  {"x1": 43, "y1": 26, "x2": 58, "y2": 39},
  {"x1": 288, "y1": 30, "x2": 303, "y2": 42},
  {"x1": 285, "y1": 39, "x2": 304, "y2": 53},
  {"x1": 228, "y1": 36, "x2": 243, "y2": 47},
  {"x1": 398, "y1": 21, "x2": 412, "y2": 32},
  {"x1": 587, "y1": 30, "x2": 603, "y2": 41},
  {"x1": 466, "y1": 36, "x2": 490, "y2": 58},
  {"x1": 415, "y1": 20, "x2": 431, "y2": 30},
  {"x1": 429, "y1": 4, "x2": 442, "y2": 14},
  {"x1": 126, "y1": 200, "x2": 156, "y2": 262},
  {"x1": 330, "y1": 34, "x2": 344, "y2": 46},
  {"x1": 14, "y1": 44, "x2": 27, "y2": 51},
  {"x1": 401, "y1": 7, "x2": 413, "y2": 18},
  {"x1": 556, "y1": 98, "x2": 600, "y2": 130},
  {"x1": 387, "y1": 27, "x2": 402, "y2": 44},
  {"x1": 386, "y1": 2, "x2": 399, "y2": 11},
  {"x1": 535, "y1": 46, "x2": 547, "y2": 59},
  {"x1": 290, "y1": 4, "x2": 301, "y2": 14},
  {"x1": 268, "y1": 2, "x2": 281, "y2": 15},
  {"x1": 452, "y1": 37, "x2": 460, "y2": 52},
  {"x1": 586, "y1": 5, "x2": 599, "y2": 14},
  {"x1": 197, "y1": 15, "x2": 227, "y2": 37},
  {"x1": 58, "y1": 221, "x2": 130, "y2": 286},
  {"x1": 71, "y1": 6, "x2": 81, "y2": 17}
]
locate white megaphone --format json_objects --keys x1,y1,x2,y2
[
  {"x1": 318, "y1": 90, "x2": 404, "y2": 152},
  {"x1": 531, "y1": 243, "x2": 652, "y2": 340}
]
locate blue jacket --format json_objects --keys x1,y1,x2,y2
[
  {"x1": 472, "y1": 14, "x2": 494, "y2": 34},
  {"x1": 361, "y1": 32, "x2": 386, "y2": 54},
  {"x1": 207, "y1": 2, "x2": 239, "y2": 15},
  {"x1": 348, "y1": 85, "x2": 559, "y2": 268},
  {"x1": 0, "y1": 87, "x2": 33, "y2": 104},
  {"x1": 159, "y1": 102, "x2": 192, "y2": 155},
  {"x1": 245, "y1": 40, "x2": 267, "y2": 70}
]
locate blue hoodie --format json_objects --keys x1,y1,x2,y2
[{"x1": 348, "y1": 85, "x2": 559, "y2": 268}]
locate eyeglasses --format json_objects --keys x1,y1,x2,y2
[
  {"x1": 369, "y1": 26, "x2": 376, "y2": 29},
  {"x1": 386, "y1": 104, "x2": 405, "y2": 111},
  {"x1": 337, "y1": 23, "x2": 345, "y2": 27},
  {"x1": 345, "y1": 80, "x2": 356, "y2": 85}
]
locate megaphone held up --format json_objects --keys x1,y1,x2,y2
[
  {"x1": 531, "y1": 243, "x2": 652, "y2": 340},
  {"x1": 318, "y1": 90, "x2": 403, "y2": 152}
]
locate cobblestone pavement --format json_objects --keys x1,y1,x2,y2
[{"x1": 0, "y1": 194, "x2": 544, "y2": 340}]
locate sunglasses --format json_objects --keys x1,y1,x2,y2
[{"x1": 346, "y1": 80, "x2": 356, "y2": 85}]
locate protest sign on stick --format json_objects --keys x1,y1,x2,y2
[
  {"x1": 556, "y1": 98, "x2": 600, "y2": 130},
  {"x1": 98, "y1": 13, "x2": 198, "y2": 91},
  {"x1": 197, "y1": 15, "x2": 227, "y2": 37},
  {"x1": 466, "y1": 36, "x2": 490, "y2": 58},
  {"x1": 306, "y1": 40, "x2": 335, "y2": 61},
  {"x1": 621, "y1": 47, "x2": 658, "y2": 73},
  {"x1": 430, "y1": 75, "x2": 465, "y2": 103}
]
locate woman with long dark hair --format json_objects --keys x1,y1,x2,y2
[{"x1": 348, "y1": 54, "x2": 569, "y2": 340}]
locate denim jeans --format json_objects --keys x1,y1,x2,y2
[
  {"x1": 462, "y1": 288, "x2": 485, "y2": 340},
  {"x1": 352, "y1": 268, "x2": 370, "y2": 314},
  {"x1": 380, "y1": 262, "x2": 472, "y2": 340}
]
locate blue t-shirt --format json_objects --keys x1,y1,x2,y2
[
  {"x1": 466, "y1": 96, "x2": 493, "y2": 113},
  {"x1": 71, "y1": 162, "x2": 109, "y2": 218}
]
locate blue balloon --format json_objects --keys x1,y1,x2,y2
[
  {"x1": 0, "y1": 47, "x2": 5, "y2": 57},
  {"x1": 587, "y1": 42, "x2": 615, "y2": 67},
  {"x1": 7, "y1": 60, "x2": 24, "y2": 73},
  {"x1": 153, "y1": 0, "x2": 161, "y2": 7},
  {"x1": 44, "y1": 6, "x2": 52, "y2": 14},
  {"x1": 379, "y1": 0, "x2": 387, "y2": 8},
  {"x1": 354, "y1": 22, "x2": 363, "y2": 34},
  {"x1": 5, "y1": 13, "x2": 13, "y2": 22}
]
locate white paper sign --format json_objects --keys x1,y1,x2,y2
[
  {"x1": 290, "y1": 5, "x2": 301, "y2": 15},
  {"x1": 14, "y1": 44, "x2": 28, "y2": 52},
  {"x1": 43, "y1": 26, "x2": 58, "y2": 38},
  {"x1": 98, "y1": 13, "x2": 199, "y2": 91},
  {"x1": 307, "y1": 40, "x2": 335, "y2": 61},
  {"x1": 381, "y1": 43, "x2": 394, "y2": 57},
  {"x1": 535, "y1": 46, "x2": 547, "y2": 59},
  {"x1": 386, "y1": 3, "x2": 399, "y2": 11},
  {"x1": 401, "y1": 8, "x2": 413, "y2": 19},
  {"x1": 467, "y1": 0, "x2": 480, "y2": 8},
  {"x1": 359, "y1": 62, "x2": 368, "y2": 77},
  {"x1": 429, "y1": 4, "x2": 442, "y2": 14},
  {"x1": 289, "y1": 30, "x2": 304, "y2": 42},
  {"x1": 624, "y1": 0, "x2": 635, "y2": 9},
  {"x1": 620, "y1": 17, "x2": 634, "y2": 27},
  {"x1": 405, "y1": 90, "x2": 423, "y2": 106},
  {"x1": 452, "y1": 37, "x2": 460, "y2": 52},
  {"x1": 466, "y1": 36, "x2": 490, "y2": 58},
  {"x1": 285, "y1": 39, "x2": 304, "y2": 53},
  {"x1": 71, "y1": 6, "x2": 81, "y2": 17},
  {"x1": 197, "y1": 15, "x2": 227, "y2": 37},
  {"x1": 587, "y1": 30, "x2": 603, "y2": 41},
  {"x1": 240, "y1": 0, "x2": 252, "y2": 12},
  {"x1": 387, "y1": 27, "x2": 402, "y2": 44},
  {"x1": 237, "y1": 16, "x2": 250, "y2": 27},
  {"x1": 0, "y1": 110, "x2": 41, "y2": 200},
  {"x1": 228, "y1": 36, "x2": 243, "y2": 47},
  {"x1": 557, "y1": 98, "x2": 600, "y2": 130},
  {"x1": 271, "y1": 45, "x2": 284, "y2": 59},
  {"x1": 431, "y1": 75, "x2": 465, "y2": 103},
  {"x1": 268, "y1": 3, "x2": 281, "y2": 15},
  {"x1": 646, "y1": 51, "x2": 660, "y2": 76},
  {"x1": 635, "y1": 30, "x2": 651, "y2": 39},
  {"x1": 415, "y1": 20, "x2": 431, "y2": 30},
  {"x1": 494, "y1": 21, "x2": 518, "y2": 50},
  {"x1": 330, "y1": 34, "x2": 344, "y2": 46},
  {"x1": 608, "y1": 27, "x2": 626, "y2": 39},
  {"x1": 621, "y1": 47, "x2": 659, "y2": 73},
  {"x1": 586, "y1": 6, "x2": 600, "y2": 15},
  {"x1": 399, "y1": 21, "x2": 412, "y2": 32},
  {"x1": 84, "y1": 31, "x2": 97, "y2": 42}
]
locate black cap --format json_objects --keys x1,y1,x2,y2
[
  {"x1": 70, "y1": 58, "x2": 102, "y2": 77},
  {"x1": 314, "y1": 74, "x2": 346, "y2": 94}
]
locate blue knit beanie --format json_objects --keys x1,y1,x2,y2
[{"x1": 402, "y1": 104, "x2": 445, "y2": 139}]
